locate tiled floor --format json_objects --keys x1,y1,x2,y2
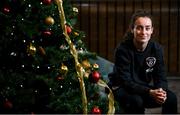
[{"x1": 145, "y1": 107, "x2": 162, "y2": 114}]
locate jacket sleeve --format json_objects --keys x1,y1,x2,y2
[
  {"x1": 114, "y1": 46, "x2": 150, "y2": 94},
  {"x1": 153, "y1": 45, "x2": 168, "y2": 90}
]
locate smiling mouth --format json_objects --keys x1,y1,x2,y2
[{"x1": 139, "y1": 36, "x2": 147, "y2": 39}]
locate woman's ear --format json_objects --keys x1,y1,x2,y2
[
  {"x1": 131, "y1": 28, "x2": 134, "y2": 34},
  {"x1": 129, "y1": 26, "x2": 134, "y2": 34},
  {"x1": 151, "y1": 27, "x2": 154, "y2": 34}
]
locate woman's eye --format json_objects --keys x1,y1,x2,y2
[
  {"x1": 146, "y1": 28, "x2": 151, "y2": 30},
  {"x1": 136, "y1": 26, "x2": 142, "y2": 30}
]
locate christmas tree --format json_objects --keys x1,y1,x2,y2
[{"x1": 0, "y1": 0, "x2": 115, "y2": 114}]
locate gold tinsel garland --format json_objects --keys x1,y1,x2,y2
[{"x1": 55, "y1": 0, "x2": 115, "y2": 114}]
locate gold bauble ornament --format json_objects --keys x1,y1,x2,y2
[
  {"x1": 60, "y1": 63, "x2": 68, "y2": 76},
  {"x1": 93, "y1": 63, "x2": 99, "y2": 70},
  {"x1": 27, "y1": 43, "x2": 36, "y2": 55},
  {"x1": 45, "y1": 16, "x2": 55, "y2": 25},
  {"x1": 74, "y1": 32, "x2": 79, "y2": 36},
  {"x1": 39, "y1": 46, "x2": 46, "y2": 56},
  {"x1": 84, "y1": 69, "x2": 91, "y2": 78},
  {"x1": 82, "y1": 59, "x2": 91, "y2": 69}
]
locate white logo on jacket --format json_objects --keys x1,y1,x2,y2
[
  {"x1": 146, "y1": 57, "x2": 156, "y2": 67},
  {"x1": 146, "y1": 57, "x2": 156, "y2": 73}
]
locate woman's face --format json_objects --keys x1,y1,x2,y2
[{"x1": 131, "y1": 17, "x2": 153, "y2": 44}]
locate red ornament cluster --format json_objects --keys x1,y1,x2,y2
[
  {"x1": 2, "y1": 6, "x2": 11, "y2": 14},
  {"x1": 42, "y1": 30, "x2": 52, "y2": 37},
  {"x1": 3, "y1": 99, "x2": 13, "y2": 109},
  {"x1": 89, "y1": 71, "x2": 101, "y2": 83},
  {"x1": 91, "y1": 106, "x2": 101, "y2": 114},
  {"x1": 42, "y1": 0, "x2": 53, "y2": 5},
  {"x1": 66, "y1": 25, "x2": 72, "y2": 35}
]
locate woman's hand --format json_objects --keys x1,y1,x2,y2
[{"x1": 149, "y1": 88, "x2": 167, "y2": 104}]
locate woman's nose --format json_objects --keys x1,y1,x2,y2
[{"x1": 141, "y1": 28, "x2": 146, "y2": 34}]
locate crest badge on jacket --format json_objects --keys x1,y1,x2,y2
[{"x1": 146, "y1": 57, "x2": 156, "y2": 73}]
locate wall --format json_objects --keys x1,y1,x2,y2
[{"x1": 71, "y1": 0, "x2": 180, "y2": 76}]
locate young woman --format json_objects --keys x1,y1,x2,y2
[{"x1": 108, "y1": 10, "x2": 177, "y2": 114}]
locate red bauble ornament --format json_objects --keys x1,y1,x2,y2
[
  {"x1": 89, "y1": 71, "x2": 101, "y2": 83},
  {"x1": 56, "y1": 75, "x2": 64, "y2": 81},
  {"x1": 4, "y1": 100, "x2": 13, "y2": 109},
  {"x1": 66, "y1": 25, "x2": 72, "y2": 35},
  {"x1": 42, "y1": 0, "x2": 53, "y2": 5},
  {"x1": 3, "y1": 6, "x2": 11, "y2": 14},
  {"x1": 42, "y1": 30, "x2": 52, "y2": 37},
  {"x1": 91, "y1": 106, "x2": 101, "y2": 114}
]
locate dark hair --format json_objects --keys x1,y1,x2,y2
[
  {"x1": 129, "y1": 9, "x2": 153, "y2": 29},
  {"x1": 124, "y1": 9, "x2": 153, "y2": 39}
]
